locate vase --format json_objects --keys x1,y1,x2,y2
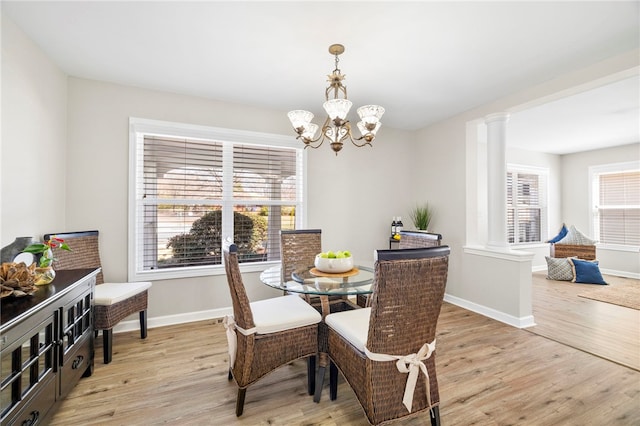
[
  {"x1": 1, "y1": 237, "x2": 37, "y2": 263},
  {"x1": 34, "y1": 266, "x2": 56, "y2": 285}
]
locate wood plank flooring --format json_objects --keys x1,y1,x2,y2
[
  {"x1": 527, "y1": 271, "x2": 639, "y2": 371},
  {"x1": 50, "y1": 300, "x2": 640, "y2": 425}
]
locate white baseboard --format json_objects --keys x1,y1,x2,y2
[
  {"x1": 533, "y1": 266, "x2": 638, "y2": 279},
  {"x1": 115, "y1": 293, "x2": 544, "y2": 335},
  {"x1": 112, "y1": 307, "x2": 232, "y2": 334},
  {"x1": 443, "y1": 293, "x2": 536, "y2": 329},
  {"x1": 600, "y1": 268, "x2": 640, "y2": 279}
]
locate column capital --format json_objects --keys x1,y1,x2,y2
[{"x1": 484, "y1": 112, "x2": 511, "y2": 124}]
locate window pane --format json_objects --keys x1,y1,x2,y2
[
  {"x1": 233, "y1": 144, "x2": 298, "y2": 201},
  {"x1": 149, "y1": 205, "x2": 223, "y2": 269},
  {"x1": 600, "y1": 208, "x2": 640, "y2": 246},
  {"x1": 517, "y1": 208, "x2": 541, "y2": 243},
  {"x1": 144, "y1": 136, "x2": 223, "y2": 201},
  {"x1": 517, "y1": 173, "x2": 539, "y2": 206},
  {"x1": 597, "y1": 170, "x2": 640, "y2": 246}
]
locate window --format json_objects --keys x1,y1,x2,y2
[
  {"x1": 507, "y1": 166, "x2": 548, "y2": 244},
  {"x1": 129, "y1": 118, "x2": 305, "y2": 280},
  {"x1": 590, "y1": 162, "x2": 640, "y2": 248}
]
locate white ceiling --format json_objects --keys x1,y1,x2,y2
[{"x1": 3, "y1": 1, "x2": 639, "y2": 155}]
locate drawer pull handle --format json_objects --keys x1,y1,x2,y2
[
  {"x1": 72, "y1": 355, "x2": 85, "y2": 369},
  {"x1": 21, "y1": 410, "x2": 39, "y2": 425}
]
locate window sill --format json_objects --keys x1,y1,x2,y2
[
  {"x1": 131, "y1": 260, "x2": 279, "y2": 281},
  {"x1": 596, "y1": 244, "x2": 640, "y2": 253},
  {"x1": 510, "y1": 242, "x2": 548, "y2": 250}
]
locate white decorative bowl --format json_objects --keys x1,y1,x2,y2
[{"x1": 314, "y1": 254, "x2": 354, "y2": 273}]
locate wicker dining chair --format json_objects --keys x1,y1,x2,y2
[
  {"x1": 398, "y1": 230, "x2": 442, "y2": 249},
  {"x1": 280, "y1": 229, "x2": 352, "y2": 306},
  {"x1": 326, "y1": 246, "x2": 450, "y2": 426},
  {"x1": 44, "y1": 231, "x2": 152, "y2": 364},
  {"x1": 222, "y1": 241, "x2": 321, "y2": 416},
  {"x1": 357, "y1": 230, "x2": 443, "y2": 308},
  {"x1": 280, "y1": 229, "x2": 323, "y2": 293}
]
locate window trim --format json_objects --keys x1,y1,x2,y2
[
  {"x1": 507, "y1": 164, "x2": 549, "y2": 246},
  {"x1": 128, "y1": 117, "x2": 307, "y2": 281},
  {"x1": 589, "y1": 160, "x2": 640, "y2": 251}
]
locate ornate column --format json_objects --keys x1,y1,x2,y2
[{"x1": 485, "y1": 113, "x2": 510, "y2": 249}]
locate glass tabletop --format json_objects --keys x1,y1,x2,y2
[{"x1": 260, "y1": 264, "x2": 374, "y2": 296}]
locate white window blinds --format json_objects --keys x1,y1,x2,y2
[
  {"x1": 130, "y1": 119, "x2": 303, "y2": 279},
  {"x1": 593, "y1": 168, "x2": 640, "y2": 246},
  {"x1": 507, "y1": 167, "x2": 548, "y2": 244}
]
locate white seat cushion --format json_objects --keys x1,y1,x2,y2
[
  {"x1": 250, "y1": 295, "x2": 321, "y2": 334},
  {"x1": 94, "y1": 282, "x2": 153, "y2": 306},
  {"x1": 325, "y1": 307, "x2": 371, "y2": 353}
]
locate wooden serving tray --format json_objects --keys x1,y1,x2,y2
[{"x1": 309, "y1": 267, "x2": 359, "y2": 278}]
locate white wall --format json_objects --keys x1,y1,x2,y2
[
  {"x1": 1, "y1": 14, "x2": 68, "y2": 244},
  {"x1": 65, "y1": 77, "x2": 414, "y2": 321}
]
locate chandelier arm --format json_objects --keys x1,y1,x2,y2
[
  {"x1": 350, "y1": 135, "x2": 373, "y2": 148},
  {"x1": 299, "y1": 115, "x2": 334, "y2": 149},
  {"x1": 297, "y1": 134, "x2": 324, "y2": 149}
]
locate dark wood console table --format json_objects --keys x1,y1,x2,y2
[{"x1": 1, "y1": 268, "x2": 99, "y2": 425}]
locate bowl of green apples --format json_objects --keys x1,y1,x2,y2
[{"x1": 314, "y1": 250, "x2": 354, "y2": 273}]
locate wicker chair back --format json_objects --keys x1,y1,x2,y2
[
  {"x1": 280, "y1": 229, "x2": 322, "y2": 282},
  {"x1": 398, "y1": 230, "x2": 442, "y2": 249},
  {"x1": 44, "y1": 230, "x2": 105, "y2": 284},
  {"x1": 222, "y1": 242, "x2": 255, "y2": 330}
]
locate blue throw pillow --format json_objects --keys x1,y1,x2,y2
[
  {"x1": 569, "y1": 258, "x2": 607, "y2": 285},
  {"x1": 547, "y1": 224, "x2": 568, "y2": 243}
]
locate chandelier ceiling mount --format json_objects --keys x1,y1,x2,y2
[{"x1": 288, "y1": 44, "x2": 384, "y2": 155}]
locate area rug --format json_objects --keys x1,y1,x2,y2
[{"x1": 579, "y1": 282, "x2": 640, "y2": 310}]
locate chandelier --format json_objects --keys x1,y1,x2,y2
[{"x1": 288, "y1": 44, "x2": 385, "y2": 155}]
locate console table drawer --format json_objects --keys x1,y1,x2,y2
[
  {"x1": 59, "y1": 333, "x2": 92, "y2": 399},
  {"x1": 2, "y1": 374, "x2": 55, "y2": 426}
]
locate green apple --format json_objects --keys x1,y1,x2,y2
[
  {"x1": 327, "y1": 251, "x2": 336, "y2": 258},
  {"x1": 342, "y1": 250, "x2": 351, "y2": 258},
  {"x1": 319, "y1": 252, "x2": 329, "y2": 258},
  {"x1": 335, "y1": 252, "x2": 346, "y2": 258}
]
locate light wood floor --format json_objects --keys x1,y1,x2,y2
[
  {"x1": 527, "y1": 271, "x2": 640, "y2": 371},
  {"x1": 50, "y1": 301, "x2": 640, "y2": 425}
]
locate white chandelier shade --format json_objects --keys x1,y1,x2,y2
[{"x1": 287, "y1": 44, "x2": 384, "y2": 155}]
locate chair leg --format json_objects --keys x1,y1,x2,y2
[
  {"x1": 228, "y1": 368, "x2": 233, "y2": 381},
  {"x1": 313, "y1": 363, "x2": 326, "y2": 403},
  {"x1": 329, "y1": 361, "x2": 338, "y2": 401},
  {"x1": 430, "y1": 406, "x2": 440, "y2": 426},
  {"x1": 103, "y1": 329, "x2": 113, "y2": 364},
  {"x1": 307, "y1": 356, "x2": 316, "y2": 395},
  {"x1": 139, "y1": 310, "x2": 148, "y2": 339},
  {"x1": 235, "y1": 388, "x2": 246, "y2": 417}
]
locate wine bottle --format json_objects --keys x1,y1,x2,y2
[
  {"x1": 391, "y1": 217, "x2": 397, "y2": 237},
  {"x1": 396, "y1": 217, "x2": 404, "y2": 235}
]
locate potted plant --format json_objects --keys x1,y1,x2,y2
[{"x1": 409, "y1": 203, "x2": 433, "y2": 231}]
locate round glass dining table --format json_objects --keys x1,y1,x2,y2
[
  {"x1": 259, "y1": 264, "x2": 374, "y2": 303},
  {"x1": 259, "y1": 263, "x2": 374, "y2": 403}
]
